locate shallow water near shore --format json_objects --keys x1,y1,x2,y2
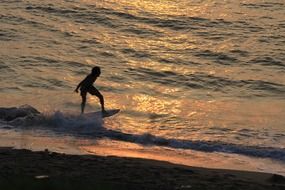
[{"x1": 1, "y1": 0, "x2": 285, "y2": 175}]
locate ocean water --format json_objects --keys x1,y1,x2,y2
[{"x1": 1, "y1": 0, "x2": 285, "y2": 175}]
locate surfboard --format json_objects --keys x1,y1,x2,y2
[
  {"x1": 83, "y1": 109, "x2": 120, "y2": 118},
  {"x1": 102, "y1": 109, "x2": 120, "y2": 118}
]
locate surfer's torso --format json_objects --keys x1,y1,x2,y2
[{"x1": 80, "y1": 74, "x2": 97, "y2": 92}]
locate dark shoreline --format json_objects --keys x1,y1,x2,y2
[{"x1": 0, "y1": 147, "x2": 284, "y2": 190}]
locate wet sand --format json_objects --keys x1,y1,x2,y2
[{"x1": 0, "y1": 147, "x2": 284, "y2": 190}]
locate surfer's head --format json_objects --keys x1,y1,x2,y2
[{"x1": 91, "y1": 66, "x2": 101, "y2": 77}]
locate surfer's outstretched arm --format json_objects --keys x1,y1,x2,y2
[{"x1": 75, "y1": 79, "x2": 84, "y2": 93}]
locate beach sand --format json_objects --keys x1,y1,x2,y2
[{"x1": 0, "y1": 147, "x2": 284, "y2": 190}]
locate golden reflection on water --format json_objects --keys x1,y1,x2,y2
[
  {"x1": 132, "y1": 94, "x2": 181, "y2": 115},
  {"x1": 99, "y1": 86, "x2": 285, "y2": 140},
  {"x1": 94, "y1": 0, "x2": 284, "y2": 20},
  {"x1": 96, "y1": 0, "x2": 215, "y2": 17},
  {"x1": 80, "y1": 139, "x2": 285, "y2": 175},
  {"x1": 1, "y1": 0, "x2": 284, "y2": 145}
]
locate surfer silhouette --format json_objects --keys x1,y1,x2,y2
[{"x1": 75, "y1": 66, "x2": 106, "y2": 114}]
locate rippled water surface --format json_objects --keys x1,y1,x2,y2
[{"x1": 1, "y1": 0, "x2": 285, "y2": 174}]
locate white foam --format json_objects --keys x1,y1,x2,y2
[
  {"x1": 0, "y1": 105, "x2": 103, "y2": 135},
  {"x1": 0, "y1": 104, "x2": 40, "y2": 121}
]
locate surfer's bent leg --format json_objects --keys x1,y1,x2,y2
[
  {"x1": 89, "y1": 86, "x2": 105, "y2": 113},
  {"x1": 80, "y1": 91, "x2": 87, "y2": 114}
]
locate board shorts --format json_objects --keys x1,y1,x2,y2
[{"x1": 80, "y1": 86, "x2": 102, "y2": 97}]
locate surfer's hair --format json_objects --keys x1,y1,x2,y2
[{"x1": 91, "y1": 66, "x2": 101, "y2": 76}]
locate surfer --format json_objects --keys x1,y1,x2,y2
[{"x1": 75, "y1": 66, "x2": 106, "y2": 114}]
